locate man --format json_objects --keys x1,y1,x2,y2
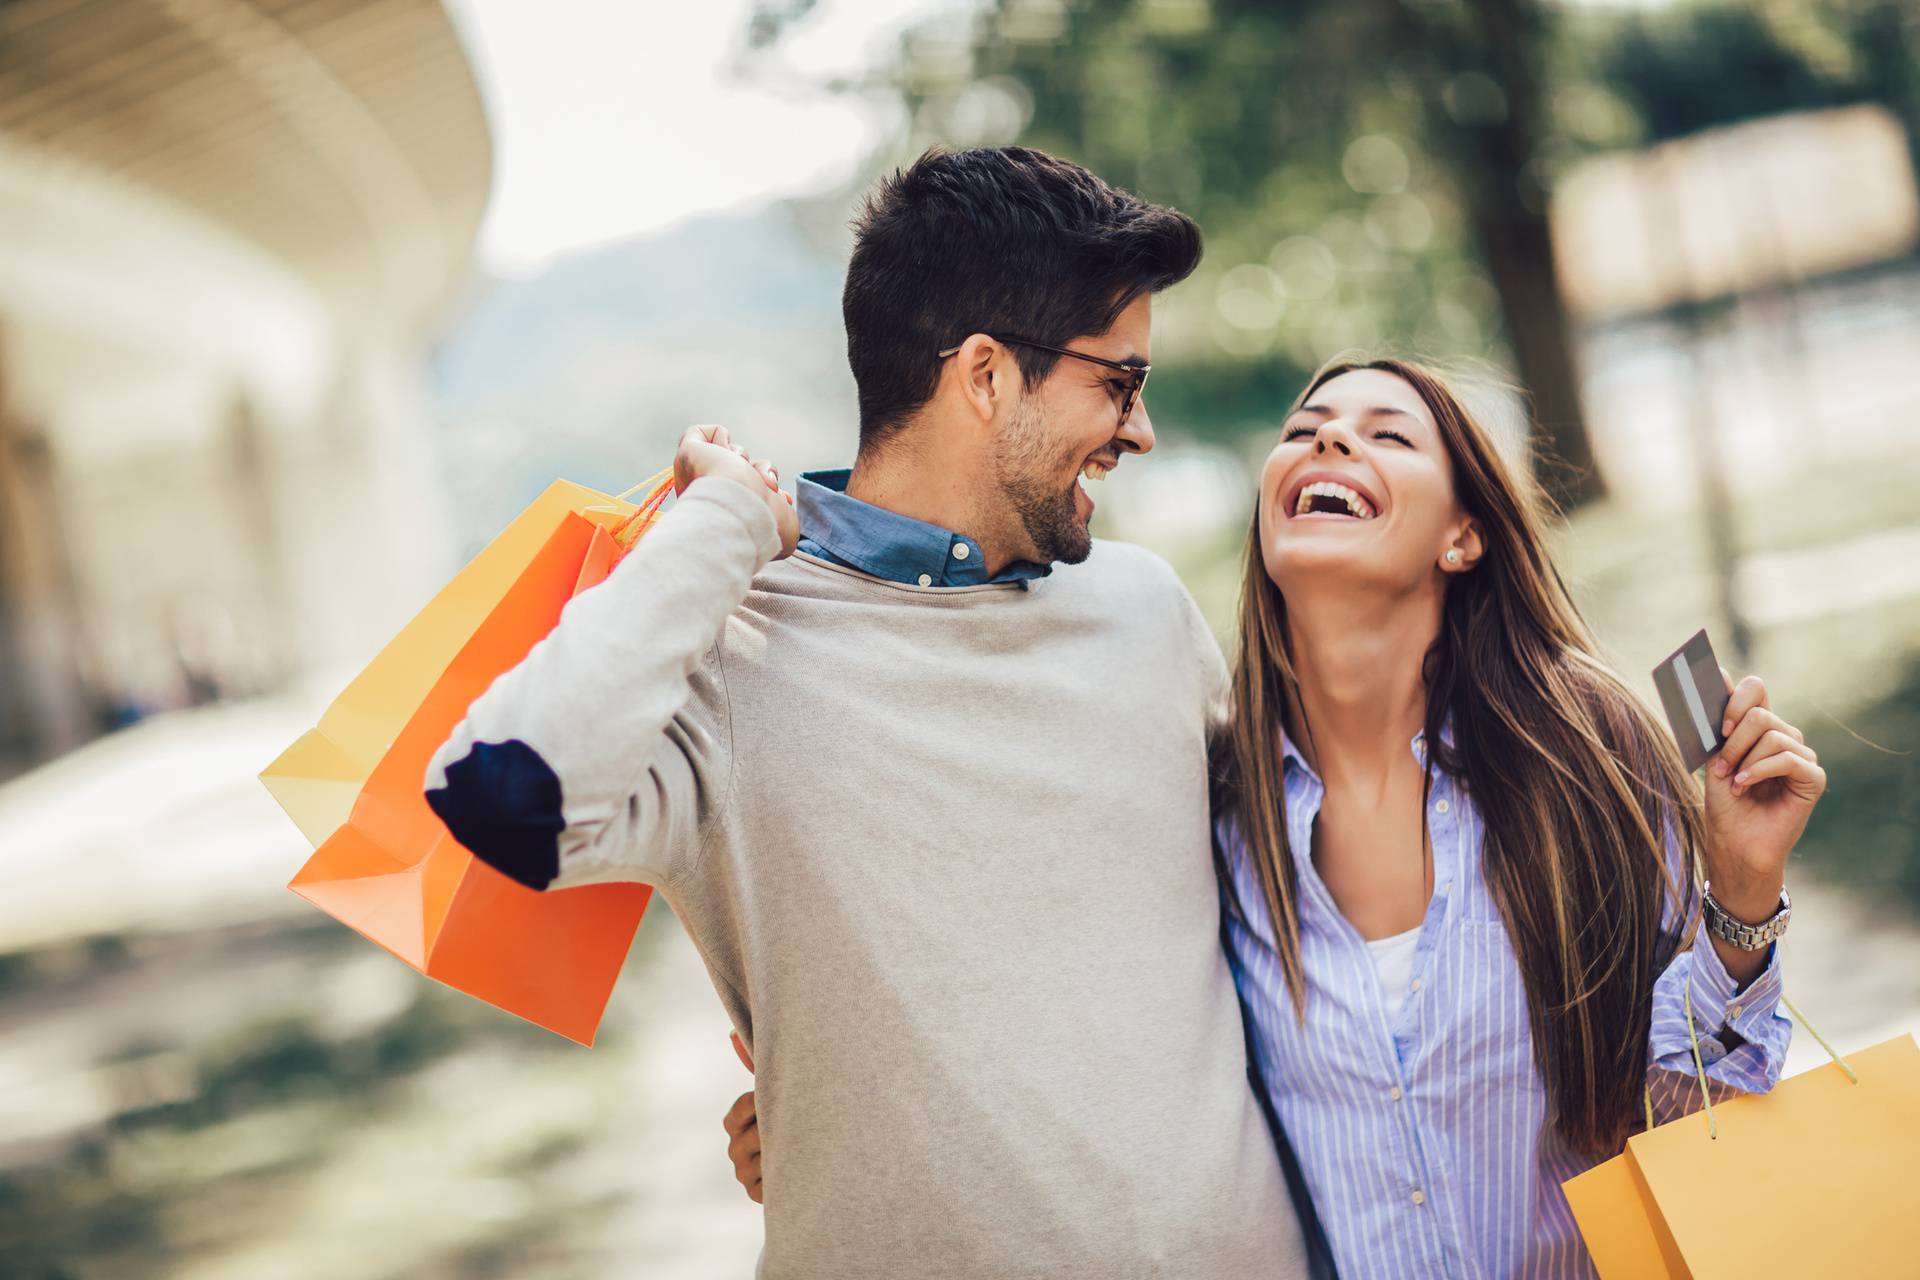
[{"x1": 425, "y1": 147, "x2": 1314, "y2": 1278}]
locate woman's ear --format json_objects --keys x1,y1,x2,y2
[{"x1": 1441, "y1": 518, "x2": 1485, "y2": 574}]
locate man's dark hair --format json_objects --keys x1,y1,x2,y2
[{"x1": 842, "y1": 146, "x2": 1203, "y2": 449}]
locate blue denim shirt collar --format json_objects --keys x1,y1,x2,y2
[{"x1": 795, "y1": 469, "x2": 1051, "y2": 588}]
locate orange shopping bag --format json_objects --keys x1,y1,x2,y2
[
  {"x1": 259, "y1": 473, "x2": 677, "y2": 1045},
  {"x1": 1564, "y1": 995, "x2": 1920, "y2": 1278}
]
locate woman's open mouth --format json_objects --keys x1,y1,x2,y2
[{"x1": 1287, "y1": 479, "x2": 1378, "y2": 521}]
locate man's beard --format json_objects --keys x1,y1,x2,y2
[{"x1": 992, "y1": 399, "x2": 1094, "y2": 567}]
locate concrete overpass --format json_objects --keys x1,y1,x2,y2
[{"x1": 0, "y1": 0, "x2": 492, "y2": 766}]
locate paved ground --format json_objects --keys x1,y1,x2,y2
[{"x1": 0, "y1": 693, "x2": 765, "y2": 1278}]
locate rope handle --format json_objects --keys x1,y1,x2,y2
[
  {"x1": 1783, "y1": 992, "x2": 1859, "y2": 1085},
  {"x1": 613, "y1": 468, "x2": 674, "y2": 502},
  {"x1": 1641, "y1": 976, "x2": 1859, "y2": 1142},
  {"x1": 1683, "y1": 980, "x2": 1719, "y2": 1139},
  {"x1": 607, "y1": 468, "x2": 677, "y2": 558}
]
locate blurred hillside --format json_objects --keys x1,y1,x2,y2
[{"x1": 428, "y1": 209, "x2": 860, "y2": 553}]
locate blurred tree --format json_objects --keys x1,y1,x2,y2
[
  {"x1": 1564, "y1": 0, "x2": 1920, "y2": 659},
  {"x1": 744, "y1": 0, "x2": 1920, "y2": 509},
  {"x1": 750, "y1": 0, "x2": 1603, "y2": 504}
]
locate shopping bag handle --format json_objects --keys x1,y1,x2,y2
[
  {"x1": 613, "y1": 468, "x2": 675, "y2": 503},
  {"x1": 1781, "y1": 992, "x2": 1859, "y2": 1084},
  {"x1": 1644, "y1": 976, "x2": 1859, "y2": 1141},
  {"x1": 608, "y1": 468, "x2": 678, "y2": 558}
]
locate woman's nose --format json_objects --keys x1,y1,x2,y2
[{"x1": 1314, "y1": 430, "x2": 1355, "y2": 457}]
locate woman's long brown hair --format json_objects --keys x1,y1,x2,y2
[{"x1": 1215, "y1": 356, "x2": 1704, "y2": 1156}]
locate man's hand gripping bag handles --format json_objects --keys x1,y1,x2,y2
[{"x1": 258, "y1": 472, "x2": 678, "y2": 1045}]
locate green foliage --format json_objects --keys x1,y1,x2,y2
[
  {"x1": 1800, "y1": 656, "x2": 1920, "y2": 911},
  {"x1": 1139, "y1": 354, "x2": 1313, "y2": 444},
  {"x1": 888, "y1": 0, "x2": 1506, "y2": 387},
  {"x1": 752, "y1": 0, "x2": 1920, "y2": 455},
  {"x1": 1586, "y1": 1, "x2": 1898, "y2": 144}
]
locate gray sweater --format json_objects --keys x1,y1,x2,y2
[{"x1": 426, "y1": 476, "x2": 1306, "y2": 1278}]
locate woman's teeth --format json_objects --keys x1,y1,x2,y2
[{"x1": 1294, "y1": 481, "x2": 1375, "y2": 519}]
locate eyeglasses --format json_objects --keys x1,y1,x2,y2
[{"x1": 936, "y1": 334, "x2": 1149, "y2": 424}]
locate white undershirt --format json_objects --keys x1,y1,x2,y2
[{"x1": 1366, "y1": 925, "x2": 1423, "y2": 1022}]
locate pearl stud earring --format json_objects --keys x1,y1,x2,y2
[{"x1": 1445, "y1": 549, "x2": 1461, "y2": 565}]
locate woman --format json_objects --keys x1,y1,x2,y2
[
  {"x1": 1209, "y1": 357, "x2": 1818, "y2": 1277},
  {"x1": 724, "y1": 356, "x2": 1824, "y2": 1278}
]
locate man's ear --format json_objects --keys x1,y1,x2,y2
[{"x1": 952, "y1": 333, "x2": 1013, "y2": 424}]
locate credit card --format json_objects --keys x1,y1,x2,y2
[{"x1": 1652, "y1": 628, "x2": 1731, "y2": 773}]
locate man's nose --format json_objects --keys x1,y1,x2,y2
[{"x1": 1116, "y1": 398, "x2": 1155, "y2": 455}]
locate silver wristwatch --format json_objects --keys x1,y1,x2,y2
[{"x1": 1702, "y1": 882, "x2": 1792, "y2": 951}]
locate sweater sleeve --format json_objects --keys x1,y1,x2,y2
[
  {"x1": 424, "y1": 476, "x2": 782, "y2": 890},
  {"x1": 1176, "y1": 577, "x2": 1229, "y2": 736}
]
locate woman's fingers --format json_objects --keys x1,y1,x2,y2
[
  {"x1": 1718, "y1": 671, "x2": 1769, "y2": 737},
  {"x1": 728, "y1": 1126, "x2": 762, "y2": 1173},
  {"x1": 725, "y1": 1088, "x2": 764, "y2": 1202},
  {"x1": 1726, "y1": 728, "x2": 1817, "y2": 791},
  {"x1": 730, "y1": 1145, "x2": 762, "y2": 1199},
  {"x1": 1714, "y1": 705, "x2": 1805, "y2": 778},
  {"x1": 1731, "y1": 745, "x2": 1827, "y2": 800},
  {"x1": 723, "y1": 1089, "x2": 757, "y2": 1139},
  {"x1": 723, "y1": 1087, "x2": 763, "y2": 1201},
  {"x1": 1727, "y1": 728, "x2": 1816, "y2": 793}
]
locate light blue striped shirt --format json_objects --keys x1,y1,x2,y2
[{"x1": 1218, "y1": 726, "x2": 1791, "y2": 1279}]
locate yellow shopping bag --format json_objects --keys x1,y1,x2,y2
[
  {"x1": 260, "y1": 473, "x2": 674, "y2": 1044},
  {"x1": 262, "y1": 478, "x2": 661, "y2": 844},
  {"x1": 1565, "y1": 999, "x2": 1920, "y2": 1278}
]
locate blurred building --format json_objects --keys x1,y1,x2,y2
[
  {"x1": 1551, "y1": 104, "x2": 1920, "y2": 507},
  {"x1": 0, "y1": 0, "x2": 490, "y2": 768}
]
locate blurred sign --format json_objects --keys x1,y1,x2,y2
[{"x1": 1553, "y1": 105, "x2": 1919, "y2": 316}]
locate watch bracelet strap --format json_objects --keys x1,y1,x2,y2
[{"x1": 1703, "y1": 882, "x2": 1790, "y2": 950}]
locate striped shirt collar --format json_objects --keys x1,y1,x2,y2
[{"x1": 1277, "y1": 719, "x2": 1451, "y2": 782}]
